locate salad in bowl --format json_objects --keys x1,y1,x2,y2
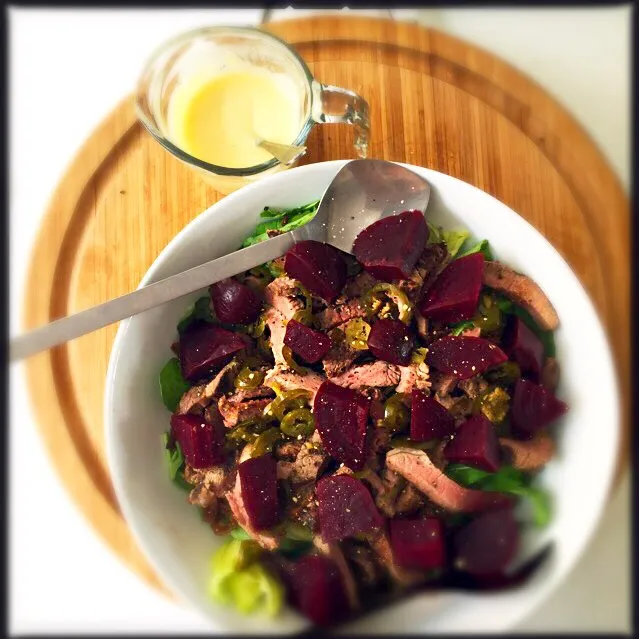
[{"x1": 159, "y1": 200, "x2": 568, "y2": 627}]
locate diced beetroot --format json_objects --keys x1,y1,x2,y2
[
  {"x1": 390, "y1": 518, "x2": 446, "y2": 571},
  {"x1": 453, "y1": 507, "x2": 519, "y2": 576},
  {"x1": 352, "y1": 210, "x2": 429, "y2": 281},
  {"x1": 179, "y1": 323, "x2": 250, "y2": 381},
  {"x1": 170, "y1": 413, "x2": 226, "y2": 469},
  {"x1": 284, "y1": 319, "x2": 333, "y2": 364},
  {"x1": 503, "y1": 316, "x2": 544, "y2": 381},
  {"x1": 288, "y1": 555, "x2": 350, "y2": 626},
  {"x1": 367, "y1": 319, "x2": 416, "y2": 366},
  {"x1": 418, "y1": 253, "x2": 484, "y2": 323},
  {"x1": 237, "y1": 455, "x2": 280, "y2": 531},
  {"x1": 444, "y1": 414, "x2": 501, "y2": 472},
  {"x1": 284, "y1": 240, "x2": 347, "y2": 302},
  {"x1": 314, "y1": 381, "x2": 370, "y2": 470},
  {"x1": 317, "y1": 475, "x2": 384, "y2": 542},
  {"x1": 411, "y1": 390, "x2": 455, "y2": 441},
  {"x1": 209, "y1": 278, "x2": 262, "y2": 325},
  {"x1": 511, "y1": 378, "x2": 568, "y2": 438},
  {"x1": 427, "y1": 336, "x2": 508, "y2": 379}
]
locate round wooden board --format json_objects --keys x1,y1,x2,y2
[{"x1": 24, "y1": 15, "x2": 629, "y2": 596}]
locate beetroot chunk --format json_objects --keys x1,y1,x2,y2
[
  {"x1": 209, "y1": 278, "x2": 262, "y2": 325},
  {"x1": 284, "y1": 240, "x2": 347, "y2": 302},
  {"x1": 503, "y1": 316, "x2": 544, "y2": 381},
  {"x1": 418, "y1": 253, "x2": 484, "y2": 323},
  {"x1": 170, "y1": 413, "x2": 226, "y2": 469},
  {"x1": 427, "y1": 336, "x2": 508, "y2": 379},
  {"x1": 511, "y1": 378, "x2": 568, "y2": 438},
  {"x1": 390, "y1": 518, "x2": 446, "y2": 571},
  {"x1": 317, "y1": 475, "x2": 384, "y2": 542},
  {"x1": 288, "y1": 555, "x2": 350, "y2": 626},
  {"x1": 444, "y1": 414, "x2": 501, "y2": 472},
  {"x1": 237, "y1": 455, "x2": 280, "y2": 531},
  {"x1": 411, "y1": 390, "x2": 455, "y2": 441},
  {"x1": 367, "y1": 319, "x2": 416, "y2": 366},
  {"x1": 179, "y1": 323, "x2": 250, "y2": 381},
  {"x1": 453, "y1": 507, "x2": 519, "y2": 576},
  {"x1": 314, "y1": 381, "x2": 370, "y2": 470},
  {"x1": 284, "y1": 319, "x2": 333, "y2": 364},
  {"x1": 352, "y1": 210, "x2": 429, "y2": 281}
]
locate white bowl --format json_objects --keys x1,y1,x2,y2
[{"x1": 105, "y1": 160, "x2": 620, "y2": 634}]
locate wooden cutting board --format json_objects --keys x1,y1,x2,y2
[{"x1": 23, "y1": 15, "x2": 629, "y2": 597}]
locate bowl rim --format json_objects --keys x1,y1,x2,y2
[{"x1": 104, "y1": 159, "x2": 621, "y2": 633}]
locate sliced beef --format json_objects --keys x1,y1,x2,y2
[
  {"x1": 499, "y1": 431, "x2": 555, "y2": 471},
  {"x1": 264, "y1": 276, "x2": 305, "y2": 320},
  {"x1": 313, "y1": 536, "x2": 360, "y2": 610},
  {"x1": 434, "y1": 393, "x2": 474, "y2": 424},
  {"x1": 330, "y1": 360, "x2": 401, "y2": 390},
  {"x1": 365, "y1": 427, "x2": 392, "y2": 472},
  {"x1": 317, "y1": 298, "x2": 367, "y2": 330},
  {"x1": 430, "y1": 371, "x2": 458, "y2": 396},
  {"x1": 200, "y1": 498, "x2": 235, "y2": 536},
  {"x1": 397, "y1": 243, "x2": 450, "y2": 303},
  {"x1": 286, "y1": 481, "x2": 319, "y2": 532},
  {"x1": 217, "y1": 387, "x2": 275, "y2": 427},
  {"x1": 395, "y1": 483, "x2": 425, "y2": 515},
  {"x1": 264, "y1": 365, "x2": 324, "y2": 400},
  {"x1": 275, "y1": 440, "x2": 304, "y2": 461},
  {"x1": 203, "y1": 358, "x2": 241, "y2": 398},
  {"x1": 323, "y1": 335, "x2": 362, "y2": 378},
  {"x1": 483, "y1": 261, "x2": 559, "y2": 331},
  {"x1": 415, "y1": 311, "x2": 429, "y2": 340},
  {"x1": 225, "y1": 443, "x2": 280, "y2": 550},
  {"x1": 277, "y1": 440, "x2": 329, "y2": 484},
  {"x1": 541, "y1": 356, "x2": 560, "y2": 392},
  {"x1": 176, "y1": 384, "x2": 210, "y2": 415},
  {"x1": 342, "y1": 271, "x2": 378, "y2": 298},
  {"x1": 457, "y1": 375, "x2": 489, "y2": 400},
  {"x1": 186, "y1": 465, "x2": 236, "y2": 508},
  {"x1": 396, "y1": 362, "x2": 431, "y2": 394},
  {"x1": 368, "y1": 468, "x2": 406, "y2": 518},
  {"x1": 342, "y1": 541, "x2": 385, "y2": 590},
  {"x1": 386, "y1": 448, "x2": 512, "y2": 512},
  {"x1": 264, "y1": 306, "x2": 287, "y2": 366}
]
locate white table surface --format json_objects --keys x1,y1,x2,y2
[{"x1": 9, "y1": 6, "x2": 631, "y2": 634}]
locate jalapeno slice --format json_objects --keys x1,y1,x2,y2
[
  {"x1": 472, "y1": 385, "x2": 511, "y2": 424},
  {"x1": 473, "y1": 294, "x2": 503, "y2": 334},
  {"x1": 279, "y1": 408, "x2": 316, "y2": 437},
  {"x1": 234, "y1": 365, "x2": 266, "y2": 390},
  {"x1": 382, "y1": 393, "x2": 410, "y2": 433},
  {"x1": 251, "y1": 427, "x2": 285, "y2": 457},
  {"x1": 363, "y1": 283, "x2": 413, "y2": 324},
  {"x1": 343, "y1": 318, "x2": 371, "y2": 350}
]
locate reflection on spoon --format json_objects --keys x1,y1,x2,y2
[{"x1": 257, "y1": 138, "x2": 307, "y2": 165}]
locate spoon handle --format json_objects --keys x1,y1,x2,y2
[{"x1": 10, "y1": 232, "x2": 295, "y2": 362}]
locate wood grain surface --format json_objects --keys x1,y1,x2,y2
[{"x1": 23, "y1": 15, "x2": 629, "y2": 596}]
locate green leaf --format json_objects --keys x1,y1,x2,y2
[
  {"x1": 426, "y1": 222, "x2": 443, "y2": 245},
  {"x1": 242, "y1": 201, "x2": 319, "y2": 248},
  {"x1": 457, "y1": 239, "x2": 493, "y2": 260},
  {"x1": 162, "y1": 432, "x2": 185, "y2": 482},
  {"x1": 278, "y1": 538, "x2": 313, "y2": 560},
  {"x1": 445, "y1": 463, "x2": 552, "y2": 527},
  {"x1": 441, "y1": 229, "x2": 470, "y2": 258},
  {"x1": 177, "y1": 295, "x2": 214, "y2": 334},
  {"x1": 450, "y1": 320, "x2": 476, "y2": 336},
  {"x1": 159, "y1": 357, "x2": 191, "y2": 412},
  {"x1": 230, "y1": 527, "x2": 252, "y2": 541}
]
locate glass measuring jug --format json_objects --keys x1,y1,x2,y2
[{"x1": 135, "y1": 26, "x2": 370, "y2": 195}]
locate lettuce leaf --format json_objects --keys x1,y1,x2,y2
[
  {"x1": 450, "y1": 320, "x2": 476, "y2": 336},
  {"x1": 159, "y1": 357, "x2": 191, "y2": 412},
  {"x1": 241, "y1": 201, "x2": 320, "y2": 248},
  {"x1": 427, "y1": 222, "x2": 470, "y2": 258},
  {"x1": 161, "y1": 433, "x2": 191, "y2": 491},
  {"x1": 457, "y1": 239, "x2": 493, "y2": 260},
  {"x1": 445, "y1": 463, "x2": 551, "y2": 527}
]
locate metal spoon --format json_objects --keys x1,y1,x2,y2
[
  {"x1": 258, "y1": 139, "x2": 307, "y2": 165},
  {"x1": 10, "y1": 159, "x2": 431, "y2": 361}
]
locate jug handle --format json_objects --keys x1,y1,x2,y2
[{"x1": 311, "y1": 80, "x2": 370, "y2": 159}]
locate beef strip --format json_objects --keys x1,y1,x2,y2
[
  {"x1": 386, "y1": 448, "x2": 512, "y2": 512},
  {"x1": 342, "y1": 541, "x2": 385, "y2": 590},
  {"x1": 286, "y1": 481, "x2": 319, "y2": 532},
  {"x1": 457, "y1": 375, "x2": 489, "y2": 400},
  {"x1": 176, "y1": 384, "x2": 209, "y2": 415},
  {"x1": 186, "y1": 465, "x2": 237, "y2": 508},
  {"x1": 217, "y1": 387, "x2": 275, "y2": 427},
  {"x1": 323, "y1": 334, "x2": 362, "y2": 378},
  {"x1": 541, "y1": 356, "x2": 560, "y2": 392},
  {"x1": 483, "y1": 260, "x2": 559, "y2": 331},
  {"x1": 499, "y1": 431, "x2": 555, "y2": 471},
  {"x1": 397, "y1": 243, "x2": 450, "y2": 303},
  {"x1": 396, "y1": 362, "x2": 431, "y2": 394},
  {"x1": 364, "y1": 427, "x2": 392, "y2": 473},
  {"x1": 368, "y1": 531, "x2": 424, "y2": 587},
  {"x1": 274, "y1": 440, "x2": 304, "y2": 461},
  {"x1": 330, "y1": 360, "x2": 401, "y2": 390},
  {"x1": 430, "y1": 371, "x2": 458, "y2": 395},
  {"x1": 277, "y1": 439, "x2": 329, "y2": 484},
  {"x1": 342, "y1": 271, "x2": 377, "y2": 298},
  {"x1": 395, "y1": 483, "x2": 425, "y2": 515},
  {"x1": 264, "y1": 365, "x2": 324, "y2": 400},
  {"x1": 434, "y1": 393, "x2": 474, "y2": 424},
  {"x1": 264, "y1": 276, "x2": 305, "y2": 320},
  {"x1": 316, "y1": 298, "x2": 367, "y2": 330},
  {"x1": 414, "y1": 311, "x2": 429, "y2": 340},
  {"x1": 264, "y1": 306, "x2": 287, "y2": 366}
]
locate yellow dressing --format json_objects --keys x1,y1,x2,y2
[{"x1": 168, "y1": 69, "x2": 303, "y2": 169}]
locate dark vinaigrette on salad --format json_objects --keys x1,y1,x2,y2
[{"x1": 160, "y1": 202, "x2": 567, "y2": 626}]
